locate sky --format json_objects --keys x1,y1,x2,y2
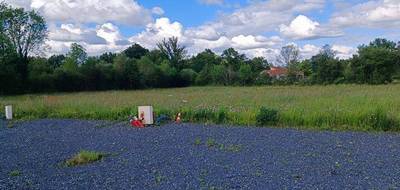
[{"x1": 3, "y1": 0, "x2": 400, "y2": 63}]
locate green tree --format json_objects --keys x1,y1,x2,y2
[
  {"x1": 123, "y1": 43, "x2": 149, "y2": 59},
  {"x1": 179, "y1": 69, "x2": 197, "y2": 86},
  {"x1": 0, "y1": 3, "x2": 47, "y2": 82},
  {"x1": 310, "y1": 45, "x2": 344, "y2": 84},
  {"x1": 67, "y1": 43, "x2": 87, "y2": 65},
  {"x1": 346, "y1": 44, "x2": 398, "y2": 84},
  {"x1": 189, "y1": 49, "x2": 221, "y2": 72},
  {"x1": 113, "y1": 54, "x2": 141, "y2": 89},
  {"x1": 157, "y1": 37, "x2": 187, "y2": 70},
  {"x1": 137, "y1": 56, "x2": 162, "y2": 88},
  {"x1": 238, "y1": 64, "x2": 253, "y2": 85}
]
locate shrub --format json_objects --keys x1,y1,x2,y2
[
  {"x1": 65, "y1": 150, "x2": 105, "y2": 167},
  {"x1": 256, "y1": 107, "x2": 279, "y2": 126},
  {"x1": 360, "y1": 109, "x2": 399, "y2": 131},
  {"x1": 216, "y1": 108, "x2": 228, "y2": 124}
]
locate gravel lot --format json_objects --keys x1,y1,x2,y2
[{"x1": 1, "y1": 119, "x2": 400, "y2": 189}]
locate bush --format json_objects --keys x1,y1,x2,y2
[
  {"x1": 256, "y1": 107, "x2": 279, "y2": 126},
  {"x1": 360, "y1": 109, "x2": 399, "y2": 131},
  {"x1": 216, "y1": 108, "x2": 228, "y2": 124}
]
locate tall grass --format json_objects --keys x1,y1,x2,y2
[{"x1": 1, "y1": 85, "x2": 400, "y2": 131}]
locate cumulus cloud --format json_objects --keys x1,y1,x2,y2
[
  {"x1": 231, "y1": 35, "x2": 283, "y2": 50},
  {"x1": 4, "y1": 0, "x2": 155, "y2": 26},
  {"x1": 280, "y1": 15, "x2": 342, "y2": 40},
  {"x1": 332, "y1": 45, "x2": 356, "y2": 59},
  {"x1": 194, "y1": 0, "x2": 326, "y2": 36},
  {"x1": 331, "y1": 0, "x2": 400, "y2": 28},
  {"x1": 45, "y1": 22, "x2": 131, "y2": 56},
  {"x1": 129, "y1": 17, "x2": 185, "y2": 49}
]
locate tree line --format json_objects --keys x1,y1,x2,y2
[{"x1": 1, "y1": 3, "x2": 400, "y2": 95}]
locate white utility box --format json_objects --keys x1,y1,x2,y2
[
  {"x1": 5, "y1": 105, "x2": 12, "y2": 120},
  {"x1": 138, "y1": 106, "x2": 154, "y2": 125}
]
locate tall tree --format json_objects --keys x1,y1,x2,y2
[
  {"x1": 310, "y1": 45, "x2": 343, "y2": 84},
  {"x1": 276, "y1": 45, "x2": 300, "y2": 66},
  {"x1": 1, "y1": 3, "x2": 47, "y2": 81},
  {"x1": 67, "y1": 43, "x2": 87, "y2": 65},
  {"x1": 157, "y1": 37, "x2": 187, "y2": 70}
]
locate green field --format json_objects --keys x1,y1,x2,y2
[{"x1": 1, "y1": 85, "x2": 400, "y2": 131}]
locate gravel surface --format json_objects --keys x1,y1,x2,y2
[{"x1": 1, "y1": 119, "x2": 400, "y2": 189}]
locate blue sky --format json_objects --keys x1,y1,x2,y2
[{"x1": 4, "y1": 0, "x2": 400, "y2": 61}]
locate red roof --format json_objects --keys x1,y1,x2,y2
[{"x1": 266, "y1": 67, "x2": 288, "y2": 77}]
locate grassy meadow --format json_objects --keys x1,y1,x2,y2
[{"x1": 1, "y1": 85, "x2": 400, "y2": 131}]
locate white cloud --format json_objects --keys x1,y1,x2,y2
[
  {"x1": 331, "y1": 0, "x2": 400, "y2": 28},
  {"x1": 129, "y1": 17, "x2": 185, "y2": 49},
  {"x1": 4, "y1": 0, "x2": 155, "y2": 26},
  {"x1": 299, "y1": 44, "x2": 320, "y2": 59},
  {"x1": 152, "y1": 7, "x2": 164, "y2": 15},
  {"x1": 231, "y1": 35, "x2": 283, "y2": 50},
  {"x1": 332, "y1": 45, "x2": 356, "y2": 59},
  {"x1": 280, "y1": 15, "x2": 342, "y2": 40},
  {"x1": 45, "y1": 23, "x2": 131, "y2": 56},
  {"x1": 48, "y1": 24, "x2": 107, "y2": 45},
  {"x1": 194, "y1": 0, "x2": 326, "y2": 37}
]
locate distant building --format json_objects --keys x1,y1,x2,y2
[
  {"x1": 262, "y1": 67, "x2": 304, "y2": 80},
  {"x1": 264, "y1": 67, "x2": 288, "y2": 79}
]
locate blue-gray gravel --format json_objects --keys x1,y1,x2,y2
[{"x1": 0, "y1": 119, "x2": 399, "y2": 189}]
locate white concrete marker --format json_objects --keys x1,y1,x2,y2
[
  {"x1": 5, "y1": 105, "x2": 12, "y2": 120},
  {"x1": 138, "y1": 106, "x2": 154, "y2": 125}
]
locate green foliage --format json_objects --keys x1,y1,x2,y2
[
  {"x1": 9, "y1": 170, "x2": 21, "y2": 177},
  {"x1": 206, "y1": 138, "x2": 216, "y2": 147},
  {"x1": 123, "y1": 43, "x2": 149, "y2": 59},
  {"x1": 3, "y1": 85, "x2": 400, "y2": 131},
  {"x1": 360, "y1": 109, "x2": 398, "y2": 131},
  {"x1": 179, "y1": 69, "x2": 198, "y2": 86},
  {"x1": 194, "y1": 138, "x2": 202, "y2": 146},
  {"x1": 65, "y1": 150, "x2": 105, "y2": 167},
  {"x1": 256, "y1": 107, "x2": 279, "y2": 126},
  {"x1": 346, "y1": 45, "x2": 398, "y2": 84},
  {"x1": 238, "y1": 64, "x2": 254, "y2": 85},
  {"x1": 67, "y1": 43, "x2": 87, "y2": 65},
  {"x1": 1, "y1": 2, "x2": 400, "y2": 94}
]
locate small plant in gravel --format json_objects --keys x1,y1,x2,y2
[
  {"x1": 226, "y1": 144, "x2": 242, "y2": 152},
  {"x1": 9, "y1": 170, "x2": 21, "y2": 177},
  {"x1": 194, "y1": 138, "x2": 202, "y2": 146},
  {"x1": 65, "y1": 150, "x2": 106, "y2": 167},
  {"x1": 206, "y1": 138, "x2": 216, "y2": 147}
]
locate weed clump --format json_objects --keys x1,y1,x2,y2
[
  {"x1": 65, "y1": 150, "x2": 106, "y2": 167},
  {"x1": 206, "y1": 138, "x2": 216, "y2": 147},
  {"x1": 360, "y1": 109, "x2": 399, "y2": 131},
  {"x1": 256, "y1": 107, "x2": 279, "y2": 126},
  {"x1": 9, "y1": 170, "x2": 21, "y2": 177},
  {"x1": 194, "y1": 138, "x2": 202, "y2": 146}
]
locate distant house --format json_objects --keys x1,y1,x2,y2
[
  {"x1": 264, "y1": 67, "x2": 288, "y2": 79},
  {"x1": 262, "y1": 67, "x2": 304, "y2": 80}
]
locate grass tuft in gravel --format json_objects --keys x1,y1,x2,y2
[
  {"x1": 65, "y1": 150, "x2": 106, "y2": 167},
  {"x1": 9, "y1": 170, "x2": 21, "y2": 177},
  {"x1": 206, "y1": 138, "x2": 216, "y2": 148},
  {"x1": 194, "y1": 138, "x2": 202, "y2": 146}
]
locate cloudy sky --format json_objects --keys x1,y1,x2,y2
[{"x1": 4, "y1": 0, "x2": 400, "y2": 62}]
